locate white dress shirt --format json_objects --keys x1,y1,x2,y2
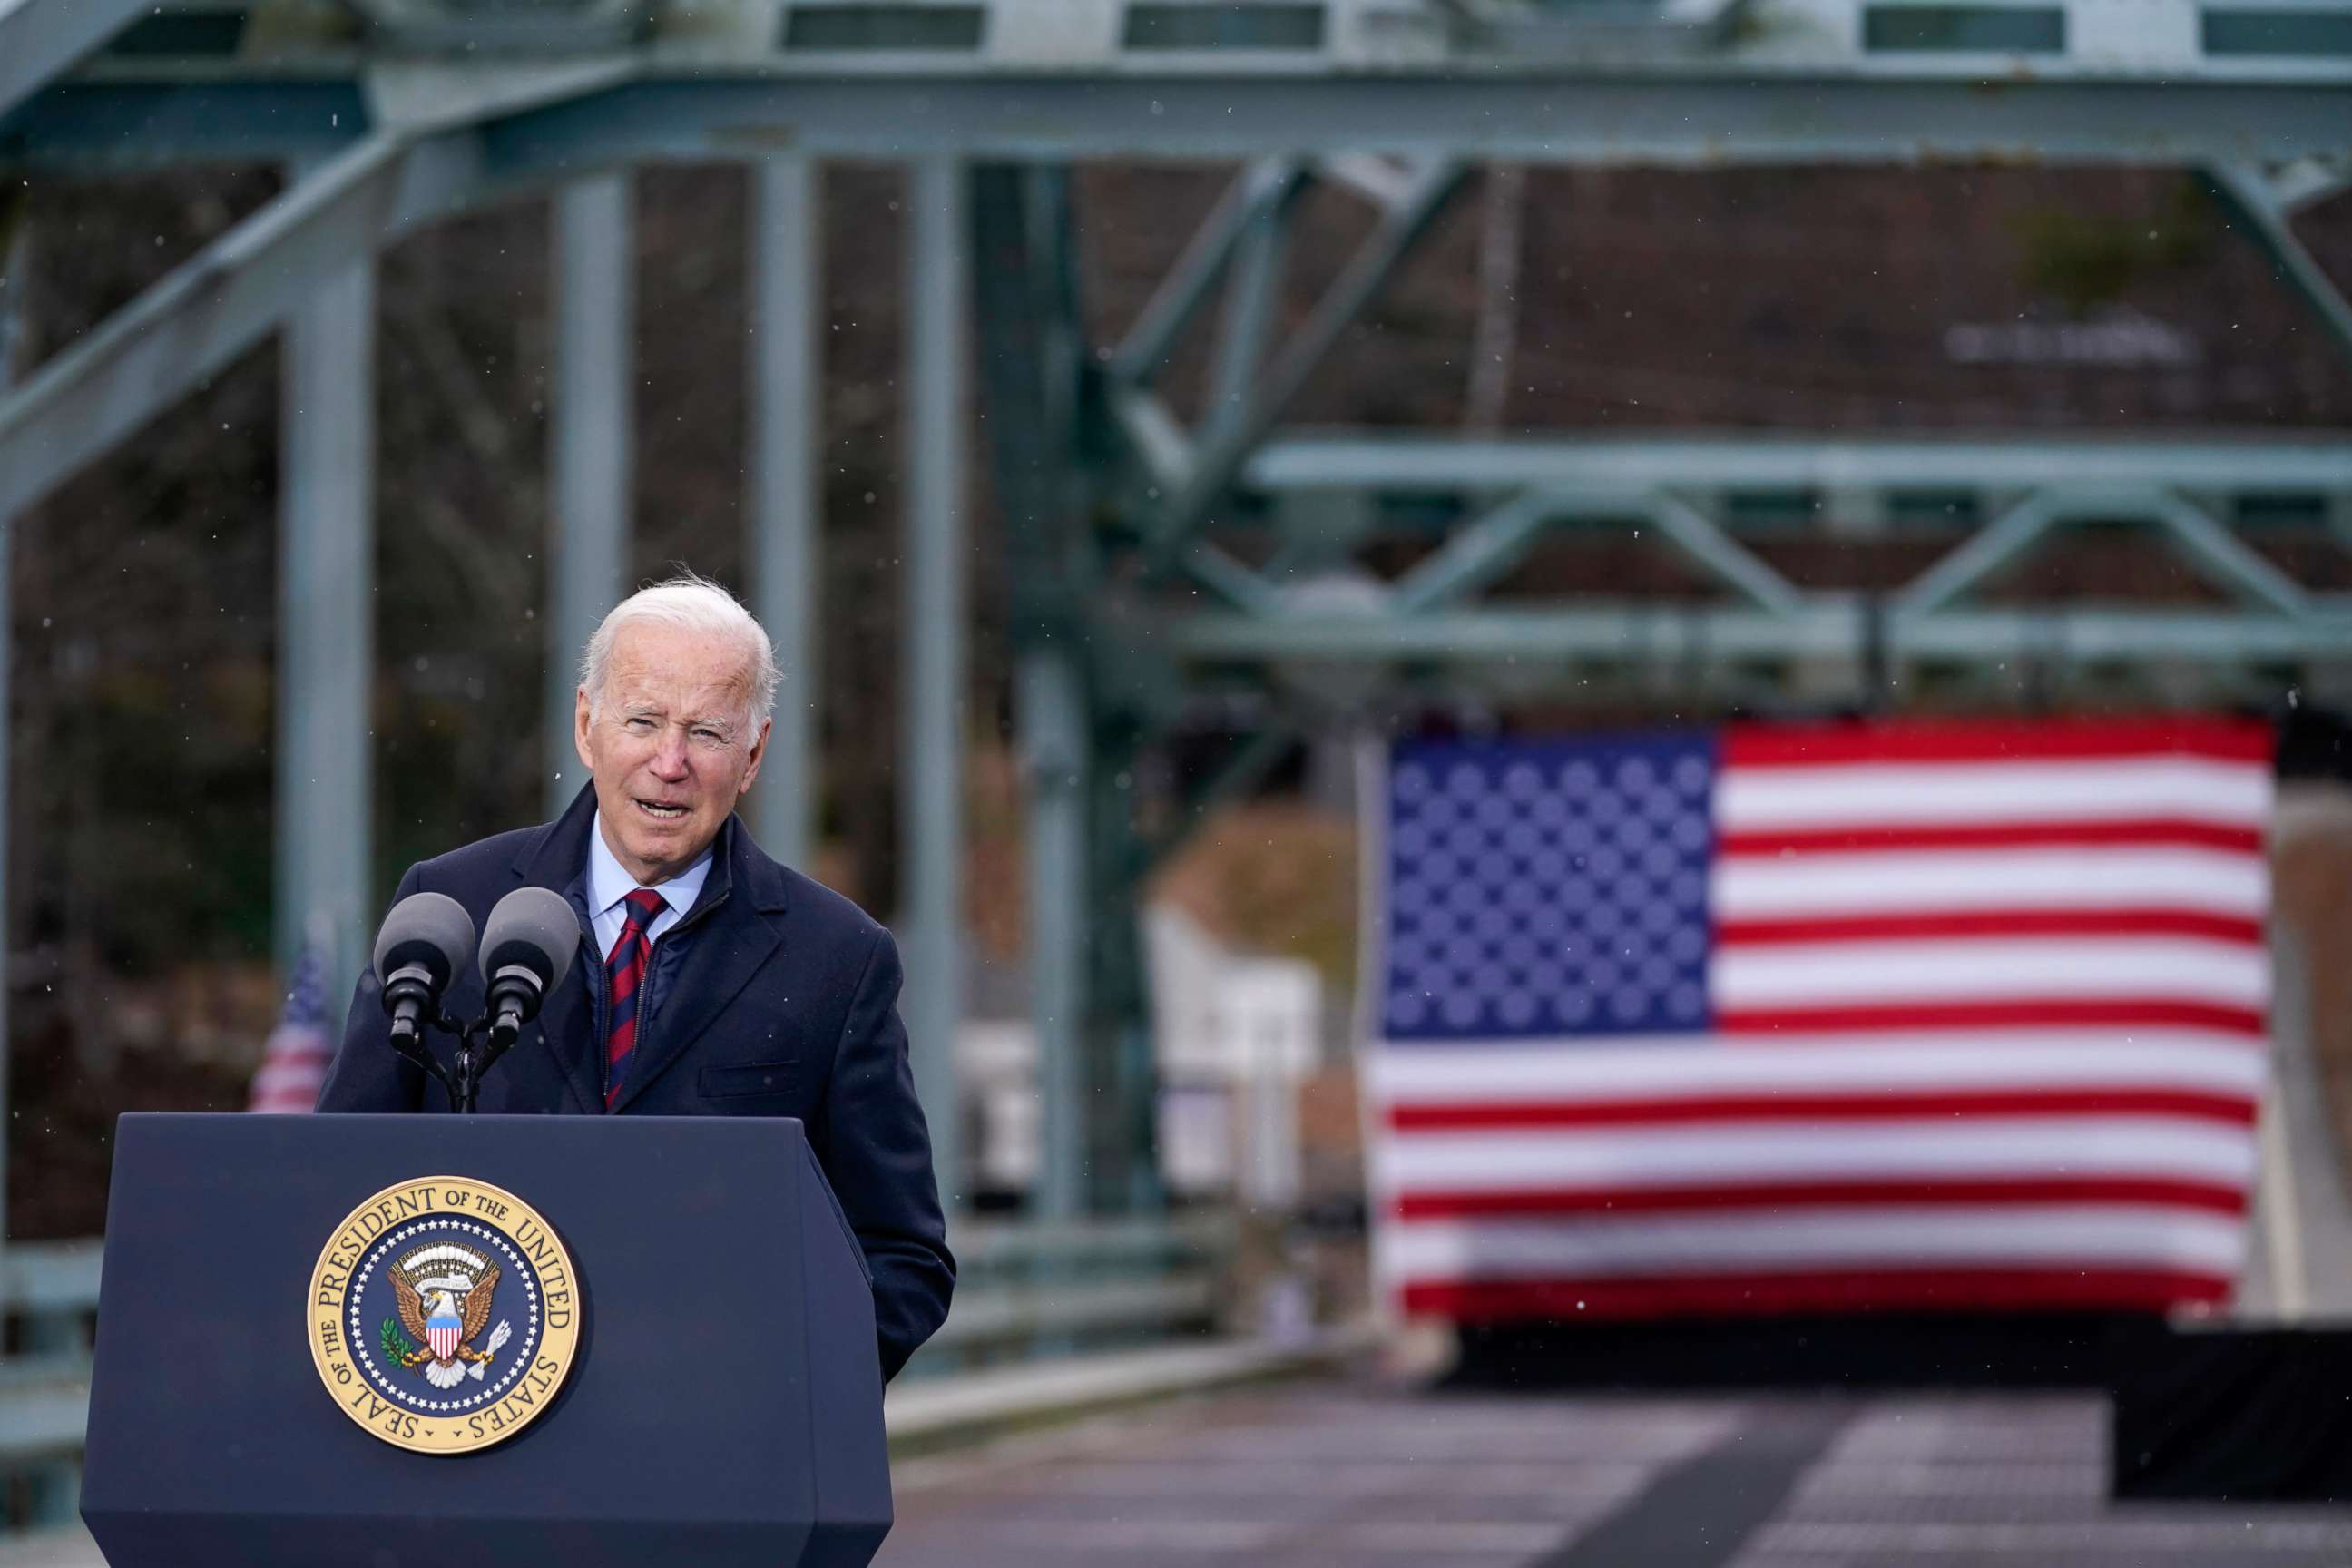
[{"x1": 585, "y1": 811, "x2": 714, "y2": 962}]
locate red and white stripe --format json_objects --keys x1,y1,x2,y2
[
  {"x1": 247, "y1": 1024, "x2": 331, "y2": 1113},
  {"x1": 1374, "y1": 717, "x2": 2274, "y2": 1324}
]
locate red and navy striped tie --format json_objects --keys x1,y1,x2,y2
[{"x1": 603, "y1": 887, "x2": 667, "y2": 1109}]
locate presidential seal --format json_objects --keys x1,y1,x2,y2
[{"x1": 307, "y1": 1177, "x2": 581, "y2": 1454}]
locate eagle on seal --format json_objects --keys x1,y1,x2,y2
[{"x1": 392, "y1": 1258, "x2": 506, "y2": 1390}]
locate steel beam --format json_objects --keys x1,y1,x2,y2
[
  {"x1": 0, "y1": 0, "x2": 155, "y2": 123},
  {"x1": 14, "y1": 67, "x2": 2352, "y2": 172},
  {"x1": 0, "y1": 131, "x2": 485, "y2": 522},
  {"x1": 1171, "y1": 603, "x2": 2352, "y2": 664},
  {"x1": 1315, "y1": 155, "x2": 1421, "y2": 213},
  {"x1": 1017, "y1": 650, "x2": 1086, "y2": 1222},
  {"x1": 1648, "y1": 491, "x2": 1807, "y2": 613},
  {"x1": 1152, "y1": 161, "x2": 1464, "y2": 556},
  {"x1": 1206, "y1": 176, "x2": 1295, "y2": 425},
  {"x1": 1108, "y1": 160, "x2": 1301, "y2": 387},
  {"x1": 475, "y1": 76, "x2": 2352, "y2": 172},
  {"x1": 974, "y1": 162, "x2": 1170, "y2": 1219},
  {"x1": 2273, "y1": 162, "x2": 2351, "y2": 216},
  {"x1": 2202, "y1": 165, "x2": 2352, "y2": 369},
  {"x1": 972, "y1": 162, "x2": 1091, "y2": 614},
  {"x1": 1246, "y1": 433, "x2": 2352, "y2": 495},
  {"x1": 0, "y1": 218, "x2": 24, "y2": 1253},
  {"x1": 1896, "y1": 486, "x2": 2318, "y2": 617},
  {"x1": 1181, "y1": 542, "x2": 1289, "y2": 616},
  {"x1": 1264, "y1": 488, "x2": 1379, "y2": 579},
  {"x1": 1246, "y1": 486, "x2": 1806, "y2": 617},
  {"x1": 748, "y1": 155, "x2": 821, "y2": 868},
  {"x1": 1110, "y1": 385, "x2": 1193, "y2": 492},
  {"x1": 545, "y1": 172, "x2": 634, "y2": 815},
  {"x1": 2150, "y1": 490, "x2": 2311, "y2": 615},
  {"x1": 0, "y1": 82, "x2": 368, "y2": 172},
  {"x1": 1391, "y1": 490, "x2": 1558, "y2": 612},
  {"x1": 1894, "y1": 492, "x2": 2065, "y2": 614},
  {"x1": 1094, "y1": 769, "x2": 1162, "y2": 1215},
  {"x1": 277, "y1": 253, "x2": 376, "y2": 997},
  {"x1": 901, "y1": 154, "x2": 966, "y2": 1212}
]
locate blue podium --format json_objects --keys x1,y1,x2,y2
[{"x1": 81, "y1": 1113, "x2": 892, "y2": 1567}]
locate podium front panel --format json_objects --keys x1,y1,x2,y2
[{"x1": 83, "y1": 1113, "x2": 889, "y2": 1568}]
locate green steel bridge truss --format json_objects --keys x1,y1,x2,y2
[{"x1": 2, "y1": 0, "x2": 2349, "y2": 1217}]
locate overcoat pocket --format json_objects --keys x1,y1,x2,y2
[{"x1": 699, "y1": 1061, "x2": 796, "y2": 1099}]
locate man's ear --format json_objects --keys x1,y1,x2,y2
[
  {"x1": 573, "y1": 686, "x2": 596, "y2": 771},
  {"x1": 739, "y1": 717, "x2": 773, "y2": 795}
]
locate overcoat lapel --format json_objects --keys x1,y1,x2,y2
[
  {"x1": 511, "y1": 786, "x2": 603, "y2": 1115},
  {"x1": 528, "y1": 944, "x2": 602, "y2": 1114},
  {"x1": 608, "y1": 818, "x2": 791, "y2": 1113}
]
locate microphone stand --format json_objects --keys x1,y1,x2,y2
[{"x1": 393, "y1": 1010, "x2": 515, "y2": 1115}]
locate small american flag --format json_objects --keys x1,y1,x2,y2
[
  {"x1": 1366, "y1": 717, "x2": 2273, "y2": 1323},
  {"x1": 248, "y1": 934, "x2": 334, "y2": 1113}
]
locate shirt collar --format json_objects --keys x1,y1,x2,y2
[{"x1": 586, "y1": 810, "x2": 715, "y2": 921}]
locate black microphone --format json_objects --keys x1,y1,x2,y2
[
  {"x1": 477, "y1": 887, "x2": 581, "y2": 1045},
  {"x1": 372, "y1": 892, "x2": 477, "y2": 1047}
]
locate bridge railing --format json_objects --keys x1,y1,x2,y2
[
  {"x1": 911, "y1": 1211, "x2": 1238, "y2": 1374},
  {"x1": 0, "y1": 1217, "x2": 1239, "y2": 1525},
  {"x1": 0, "y1": 1241, "x2": 101, "y2": 1533}
]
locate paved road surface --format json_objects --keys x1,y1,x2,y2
[
  {"x1": 881, "y1": 1380, "x2": 2352, "y2": 1568},
  {"x1": 12, "y1": 1375, "x2": 2348, "y2": 1566}
]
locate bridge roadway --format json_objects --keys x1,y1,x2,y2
[{"x1": 878, "y1": 1378, "x2": 2352, "y2": 1568}]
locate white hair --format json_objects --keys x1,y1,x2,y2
[{"x1": 579, "y1": 572, "x2": 779, "y2": 728}]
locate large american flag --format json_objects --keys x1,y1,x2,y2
[{"x1": 1365, "y1": 717, "x2": 2274, "y2": 1323}]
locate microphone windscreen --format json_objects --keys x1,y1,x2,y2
[
  {"x1": 479, "y1": 887, "x2": 582, "y2": 991},
  {"x1": 371, "y1": 892, "x2": 477, "y2": 995}
]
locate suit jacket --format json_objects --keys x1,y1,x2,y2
[{"x1": 315, "y1": 784, "x2": 955, "y2": 1381}]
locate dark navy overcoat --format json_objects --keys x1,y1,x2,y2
[{"x1": 317, "y1": 784, "x2": 955, "y2": 1381}]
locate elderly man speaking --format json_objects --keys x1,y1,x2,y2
[{"x1": 318, "y1": 573, "x2": 954, "y2": 1381}]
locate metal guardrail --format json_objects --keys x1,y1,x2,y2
[
  {"x1": 0, "y1": 1244, "x2": 102, "y2": 1318},
  {"x1": 914, "y1": 1212, "x2": 1238, "y2": 1373},
  {"x1": 931, "y1": 1277, "x2": 1223, "y2": 1349},
  {"x1": 955, "y1": 1211, "x2": 1236, "y2": 1272},
  {"x1": 0, "y1": 1241, "x2": 101, "y2": 1532},
  {"x1": 0, "y1": 1219, "x2": 1238, "y2": 1524}
]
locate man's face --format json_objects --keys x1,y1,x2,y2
[{"x1": 574, "y1": 621, "x2": 770, "y2": 886}]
